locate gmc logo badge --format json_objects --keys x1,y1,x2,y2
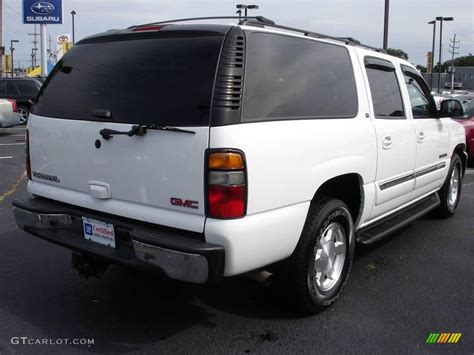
[{"x1": 170, "y1": 198, "x2": 199, "y2": 209}]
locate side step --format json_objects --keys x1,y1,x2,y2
[{"x1": 356, "y1": 193, "x2": 440, "y2": 245}]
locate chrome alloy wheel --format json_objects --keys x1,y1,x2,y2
[
  {"x1": 448, "y1": 164, "x2": 460, "y2": 209},
  {"x1": 312, "y1": 222, "x2": 347, "y2": 292},
  {"x1": 18, "y1": 107, "x2": 29, "y2": 124}
]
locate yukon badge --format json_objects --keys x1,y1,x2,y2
[
  {"x1": 32, "y1": 171, "x2": 61, "y2": 183},
  {"x1": 170, "y1": 198, "x2": 199, "y2": 209}
]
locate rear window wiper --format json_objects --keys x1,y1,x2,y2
[{"x1": 99, "y1": 124, "x2": 195, "y2": 140}]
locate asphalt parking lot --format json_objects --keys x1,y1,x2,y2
[{"x1": 0, "y1": 126, "x2": 473, "y2": 354}]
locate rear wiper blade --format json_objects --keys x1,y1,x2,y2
[
  {"x1": 148, "y1": 125, "x2": 196, "y2": 135},
  {"x1": 99, "y1": 124, "x2": 195, "y2": 140}
]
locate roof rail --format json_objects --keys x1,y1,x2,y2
[
  {"x1": 128, "y1": 16, "x2": 385, "y2": 53},
  {"x1": 128, "y1": 16, "x2": 273, "y2": 29},
  {"x1": 240, "y1": 19, "x2": 386, "y2": 53}
]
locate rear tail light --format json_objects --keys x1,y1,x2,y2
[
  {"x1": 25, "y1": 129, "x2": 31, "y2": 180},
  {"x1": 7, "y1": 99, "x2": 17, "y2": 112},
  {"x1": 206, "y1": 150, "x2": 247, "y2": 219}
]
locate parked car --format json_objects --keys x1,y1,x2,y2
[
  {"x1": 12, "y1": 17, "x2": 467, "y2": 314},
  {"x1": 441, "y1": 96, "x2": 474, "y2": 163},
  {"x1": 0, "y1": 98, "x2": 20, "y2": 128},
  {"x1": 0, "y1": 78, "x2": 42, "y2": 123}
]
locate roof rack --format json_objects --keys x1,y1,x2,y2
[
  {"x1": 241, "y1": 18, "x2": 386, "y2": 53},
  {"x1": 128, "y1": 16, "x2": 273, "y2": 29},
  {"x1": 129, "y1": 16, "x2": 386, "y2": 53}
]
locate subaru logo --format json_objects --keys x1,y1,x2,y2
[{"x1": 31, "y1": 2, "x2": 55, "y2": 15}]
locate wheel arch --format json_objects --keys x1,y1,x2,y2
[
  {"x1": 310, "y1": 173, "x2": 364, "y2": 226},
  {"x1": 453, "y1": 143, "x2": 467, "y2": 175}
]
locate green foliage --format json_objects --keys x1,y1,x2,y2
[
  {"x1": 416, "y1": 65, "x2": 427, "y2": 73},
  {"x1": 387, "y1": 48, "x2": 408, "y2": 60},
  {"x1": 433, "y1": 55, "x2": 474, "y2": 72}
]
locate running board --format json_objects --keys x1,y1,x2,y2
[{"x1": 356, "y1": 193, "x2": 440, "y2": 245}]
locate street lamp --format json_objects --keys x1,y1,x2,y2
[
  {"x1": 71, "y1": 10, "x2": 77, "y2": 44},
  {"x1": 436, "y1": 16, "x2": 454, "y2": 93},
  {"x1": 10, "y1": 40, "x2": 19, "y2": 78},
  {"x1": 236, "y1": 4, "x2": 259, "y2": 18},
  {"x1": 428, "y1": 20, "x2": 436, "y2": 91},
  {"x1": 383, "y1": 0, "x2": 389, "y2": 50}
]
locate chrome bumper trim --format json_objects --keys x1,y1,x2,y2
[{"x1": 133, "y1": 240, "x2": 209, "y2": 284}]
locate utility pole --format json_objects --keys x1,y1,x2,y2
[
  {"x1": 383, "y1": 0, "x2": 390, "y2": 50},
  {"x1": 48, "y1": 34, "x2": 52, "y2": 60},
  {"x1": 28, "y1": 25, "x2": 40, "y2": 68},
  {"x1": 40, "y1": 24, "x2": 47, "y2": 76},
  {"x1": 0, "y1": 0, "x2": 3, "y2": 78},
  {"x1": 449, "y1": 34, "x2": 460, "y2": 91}
]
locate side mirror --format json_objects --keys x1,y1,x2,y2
[{"x1": 439, "y1": 99, "x2": 464, "y2": 118}]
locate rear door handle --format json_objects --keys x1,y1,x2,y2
[
  {"x1": 417, "y1": 131, "x2": 425, "y2": 143},
  {"x1": 382, "y1": 136, "x2": 392, "y2": 150}
]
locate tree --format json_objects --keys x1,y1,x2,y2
[
  {"x1": 433, "y1": 54, "x2": 474, "y2": 72},
  {"x1": 416, "y1": 64, "x2": 427, "y2": 73},
  {"x1": 387, "y1": 48, "x2": 408, "y2": 60}
]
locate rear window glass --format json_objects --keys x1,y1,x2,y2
[
  {"x1": 242, "y1": 32, "x2": 358, "y2": 121},
  {"x1": 33, "y1": 36, "x2": 224, "y2": 126}
]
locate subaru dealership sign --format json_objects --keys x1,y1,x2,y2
[{"x1": 23, "y1": 0, "x2": 63, "y2": 24}]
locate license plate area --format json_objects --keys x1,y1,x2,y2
[{"x1": 82, "y1": 217, "x2": 116, "y2": 248}]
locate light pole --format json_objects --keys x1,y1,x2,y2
[
  {"x1": 428, "y1": 20, "x2": 436, "y2": 91},
  {"x1": 383, "y1": 0, "x2": 389, "y2": 50},
  {"x1": 236, "y1": 4, "x2": 259, "y2": 18},
  {"x1": 10, "y1": 40, "x2": 19, "y2": 78},
  {"x1": 71, "y1": 10, "x2": 76, "y2": 44},
  {"x1": 436, "y1": 16, "x2": 453, "y2": 93}
]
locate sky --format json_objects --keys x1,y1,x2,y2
[{"x1": 2, "y1": 0, "x2": 473, "y2": 68}]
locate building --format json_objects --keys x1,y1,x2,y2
[{"x1": 422, "y1": 66, "x2": 474, "y2": 91}]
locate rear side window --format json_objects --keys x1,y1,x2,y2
[
  {"x1": 0, "y1": 81, "x2": 17, "y2": 95},
  {"x1": 33, "y1": 36, "x2": 224, "y2": 126},
  {"x1": 365, "y1": 59, "x2": 405, "y2": 118},
  {"x1": 15, "y1": 80, "x2": 40, "y2": 94},
  {"x1": 242, "y1": 33, "x2": 358, "y2": 121}
]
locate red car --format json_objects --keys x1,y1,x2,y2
[{"x1": 451, "y1": 96, "x2": 474, "y2": 164}]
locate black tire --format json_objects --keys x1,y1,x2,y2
[
  {"x1": 285, "y1": 198, "x2": 355, "y2": 315},
  {"x1": 436, "y1": 153, "x2": 463, "y2": 218},
  {"x1": 17, "y1": 106, "x2": 29, "y2": 124}
]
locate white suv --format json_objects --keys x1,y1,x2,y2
[{"x1": 13, "y1": 17, "x2": 467, "y2": 314}]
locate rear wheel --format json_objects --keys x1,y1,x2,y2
[
  {"x1": 286, "y1": 199, "x2": 355, "y2": 314},
  {"x1": 436, "y1": 153, "x2": 463, "y2": 218},
  {"x1": 17, "y1": 106, "x2": 29, "y2": 124}
]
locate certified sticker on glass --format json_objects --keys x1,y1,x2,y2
[{"x1": 82, "y1": 217, "x2": 116, "y2": 248}]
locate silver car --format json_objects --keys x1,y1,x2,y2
[{"x1": 0, "y1": 99, "x2": 21, "y2": 128}]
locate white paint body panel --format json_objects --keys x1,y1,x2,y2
[
  {"x1": 25, "y1": 27, "x2": 467, "y2": 277},
  {"x1": 0, "y1": 99, "x2": 20, "y2": 128},
  {"x1": 28, "y1": 116, "x2": 208, "y2": 232}
]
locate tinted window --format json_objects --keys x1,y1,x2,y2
[
  {"x1": 365, "y1": 63, "x2": 404, "y2": 118},
  {"x1": 242, "y1": 33, "x2": 358, "y2": 121},
  {"x1": 33, "y1": 36, "x2": 223, "y2": 126},
  {"x1": 0, "y1": 82, "x2": 6, "y2": 95},
  {"x1": 6, "y1": 81, "x2": 18, "y2": 95},
  {"x1": 15, "y1": 80, "x2": 40, "y2": 94},
  {"x1": 401, "y1": 67, "x2": 436, "y2": 118}
]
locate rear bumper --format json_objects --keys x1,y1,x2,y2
[
  {"x1": 0, "y1": 112, "x2": 21, "y2": 128},
  {"x1": 12, "y1": 196, "x2": 225, "y2": 283}
]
